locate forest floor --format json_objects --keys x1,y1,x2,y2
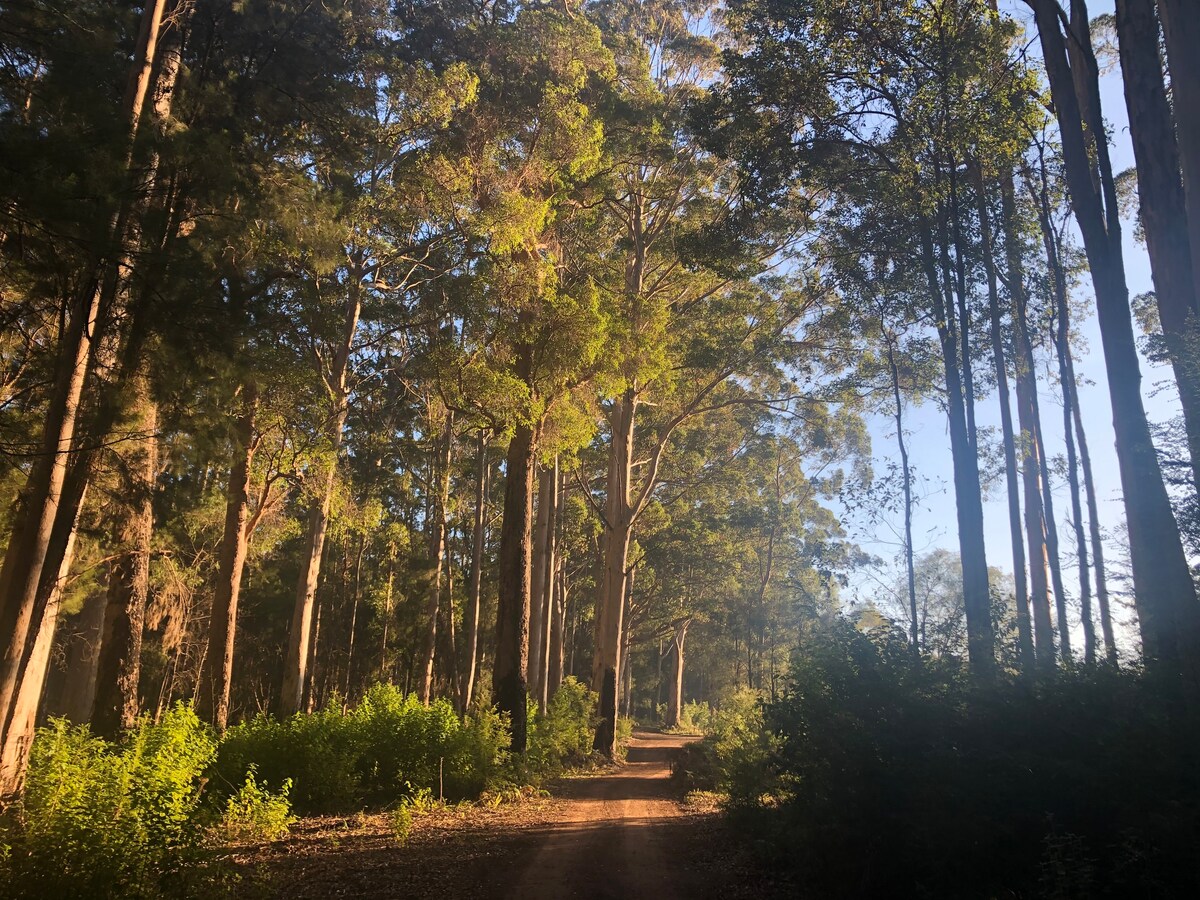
[{"x1": 232, "y1": 731, "x2": 790, "y2": 899}]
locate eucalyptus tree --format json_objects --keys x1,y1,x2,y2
[
  {"x1": 274, "y1": 37, "x2": 477, "y2": 716},
  {"x1": 709, "y1": 0, "x2": 1049, "y2": 673},
  {"x1": 433, "y1": 5, "x2": 616, "y2": 751},
  {"x1": 1026, "y1": 0, "x2": 1199, "y2": 684}
]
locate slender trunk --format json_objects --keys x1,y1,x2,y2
[
  {"x1": 536, "y1": 457, "x2": 558, "y2": 712},
  {"x1": 1034, "y1": 407, "x2": 1073, "y2": 665},
  {"x1": 1074, "y1": 389, "x2": 1117, "y2": 662},
  {"x1": 665, "y1": 619, "x2": 689, "y2": 728},
  {"x1": 918, "y1": 219, "x2": 994, "y2": 673},
  {"x1": 197, "y1": 381, "x2": 257, "y2": 731},
  {"x1": 547, "y1": 544, "x2": 565, "y2": 699},
  {"x1": 975, "y1": 172, "x2": 1033, "y2": 668},
  {"x1": 380, "y1": 542, "x2": 396, "y2": 682},
  {"x1": 461, "y1": 432, "x2": 489, "y2": 712},
  {"x1": 344, "y1": 536, "x2": 364, "y2": 700},
  {"x1": 592, "y1": 389, "x2": 636, "y2": 756},
  {"x1": 1016, "y1": 172, "x2": 1059, "y2": 667},
  {"x1": 1032, "y1": 0, "x2": 1199, "y2": 681},
  {"x1": 998, "y1": 171, "x2": 1041, "y2": 669},
  {"x1": 1054, "y1": 307, "x2": 1097, "y2": 665},
  {"x1": 279, "y1": 260, "x2": 363, "y2": 715},
  {"x1": 619, "y1": 567, "x2": 636, "y2": 720},
  {"x1": 527, "y1": 464, "x2": 553, "y2": 702},
  {"x1": 418, "y1": 411, "x2": 453, "y2": 705},
  {"x1": 886, "y1": 335, "x2": 920, "y2": 651},
  {"x1": 1116, "y1": 0, "x2": 1200, "y2": 490},
  {"x1": 1156, "y1": 0, "x2": 1200, "y2": 307},
  {"x1": 92, "y1": 369, "x2": 157, "y2": 738},
  {"x1": 493, "y1": 419, "x2": 538, "y2": 754}
]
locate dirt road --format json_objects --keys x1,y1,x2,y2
[
  {"x1": 248, "y1": 731, "x2": 781, "y2": 900},
  {"x1": 506, "y1": 732, "x2": 702, "y2": 899}
]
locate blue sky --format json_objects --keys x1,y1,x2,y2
[{"x1": 840, "y1": 0, "x2": 1165, "y2": 644}]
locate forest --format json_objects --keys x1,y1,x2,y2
[{"x1": 0, "y1": 0, "x2": 1198, "y2": 897}]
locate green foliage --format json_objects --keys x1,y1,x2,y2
[
  {"x1": 525, "y1": 677, "x2": 597, "y2": 775},
  {"x1": 710, "y1": 620, "x2": 1200, "y2": 899},
  {"x1": 388, "y1": 804, "x2": 413, "y2": 846},
  {"x1": 210, "y1": 684, "x2": 508, "y2": 815},
  {"x1": 219, "y1": 769, "x2": 294, "y2": 844},
  {"x1": 671, "y1": 690, "x2": 776, "y2": 801},
  {"x1": 0, "y1": 706, "x2": 217, "y2": 899}
]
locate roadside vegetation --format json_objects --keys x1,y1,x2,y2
[
  {"x1": 674, "y1": 621, "x2": 1200, "y2": 899},
  {"x1": 0, "y1": 678, "x2": 606, "y2": 899}
]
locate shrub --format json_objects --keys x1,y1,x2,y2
[
  {"x1": 0, "y1": 705, "x2": 217, "y2": 899},
  {"x1": 526, "y1": 676, "x2": 596, "y2": 775},
  {"x1": 715, "y1": 619, "x2": 1200, "y2": 899},
  {"x1": 219, "y1": 768, "x2": 294, "y2": 843},
  {"x1": 208, "y1": 683, "x2": 508, "y2": 814}
]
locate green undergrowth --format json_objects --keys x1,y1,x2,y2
[
  {"x1": 677, "y1": 620, "x2": 1200, "y2": 899},
  {"x1": 0, "y1": 679, "x2": 603, "y2": 899}
]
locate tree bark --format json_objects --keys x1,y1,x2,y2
[
  {"x1": 527, "y1": 463, "x2": 553, "y2": 705},
  {"x1": 418, "y1": 411, "x2": 453, "y2": 705},
  {"x1": 535, "y1": 458, "x2": 558, "y2": 712},
  {"x1": 1156, "y1": 0, "x2": 1200, "y2": 308},
  {"x1": 279, "y1": 258, "x2": 363, "y2": 716},
  {"x1": 1031, "y1": 0, "x2": 1199, "y2": 682},
  {"x1": 0, "y1": 0, "x2": 172, "y2": 764},
  {"x1": 918, "y1": 219, "x2": 994, "y2": 673},
  {"x1": 461, "y1": 431, "x2": 489, "y2": 712},
  {"x1": 92, "y1": 368, "x2": 157, "y2": 738},
  {"x1": 493, "y1": 420, "x2": 538, "y2": 754},
  {"x1": 592, "y1": 388, "x2": 636, "y2": 756},
  {"x1": 885, "y1": 334, "x2": 920, "y2": 651},
  {"x1": 197, "y1": 381, "x2": 257, "y2": 731},
  {"x1": 975, "y1": 173, "x2": 1033, "y2": 669},
  {"x1": 1116, "y1": 0, "x2": 1200, "y2": 491},
  {"x1": 665, "y1": 619, "x2": 690, "y2": 729}
]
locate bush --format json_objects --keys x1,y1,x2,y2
[
  {"x1": 714, "y1": 619, "x2": 1200, "y2": 899},
  {"x1": 0, "y1": 705, "x2": 217, "y2": 899},
  {"x1": 526, "y1": 677, "x2": 596, "y2": 775},
  {"x1": 219, "y1": 768, "x2": 294, "y2": 843},
  {"x1": 209, "y1": 683, "x2": 508, "y2": 814}
]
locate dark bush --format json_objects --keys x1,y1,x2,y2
[{"x1": 714, "y1": 620, "x2": 1200, "y2": 899}]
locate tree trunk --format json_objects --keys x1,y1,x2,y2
[
  {"x1": 493, "y1": 420, "x2": 538, "y2": 754},
  {"x1": 344, "y1": 536, "x2": 365, "y2": 701},
  {"x1": 536, "y1": 458, "x2": 558, "y2": 712},
  {"x1": 279, "y1": 260, "x2": 363, "y2": 716},
  {"x1": 1055, "y1": 306, "x2": 1097, "y2": 665},
  {"x1": 527, "y1": 463, "x2": 553, "y2": 704},
  {"x1": 1156, "y1": 0, "x2": 1200, "y2": 308},
  {"x1": 91, "y1": 369, "x2": 157, "y2": 738},
  {"x1": 197, "y1": 381, "x2": 257, "y2": 731},
  {"x1": 885, "y1": 334, "x2": 920, "y2": 651},
  {"x1": 1074, "y1": 388, "x2": 1118, "y2": 662},
  {"x1": 1116, "y1": 0, "x2": 1200, "y2": 490},
  {"x1": 0, "y1": 502, "x2": 81, "y2": 795},
  {"x1": 592, "y1": 388, "x2": 636, "y2": 756},
  {"x1": 665, "y1": 619, "x2": 689, "y2": 729},
  {"x1": 1032, "y1": 0, "x2": 1199, "y2": 682},
  {"x1": 1035, "y1": 410, "x2": 1073, "y2": 665},
  {"x1": 547, "y1": 545, "x2": 565, "y2": 699},
  {"x1": 418, "y1": 411, "x2": 453, "y2": 706},
  {"x1": 918, "y1": 220, "x2": 994, "y2": 673},
  {"x1": 461, "y1": 431, "x2": 489, "y2": 712},
  {"x1": 976, "y1": 173, "x2": 1033, "y2": 669},
  {"x1": 0, "y1": 0, "x2": 172, "y2": 765},
  {"x1": 998, "y1": 173, "x2": 1041, "y2": 669}
]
